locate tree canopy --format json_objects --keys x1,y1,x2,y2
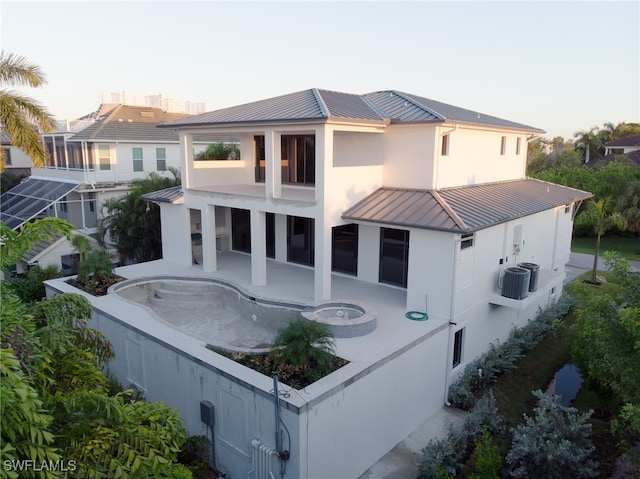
[
  {"x1": 0, "y1": 51, "x2": 57, "y2": 171},
  {"x1": 99, "y1": 169, "x2": 180, "y2": 263},
  {"x1": 1, "y1": 218, "x2": 193, "y2": 478}
]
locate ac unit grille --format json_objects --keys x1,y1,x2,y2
[{"x1": 501, "y1": 267, "x2": 531, "y2": 300}]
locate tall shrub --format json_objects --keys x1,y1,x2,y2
[{"x1": 506, "y1": 390, "x2": 597, "y2": 478}]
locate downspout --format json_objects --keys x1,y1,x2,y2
[
  {"x1": 434, "y1": 124, "x2": 457, "y2": 190},
  {"x1": 443, "y1": 234, "x2": 461, "y2": 406}
]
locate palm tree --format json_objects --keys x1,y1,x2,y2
[
  {"x1": 575, "y1": 198, "x2": 628, "y2": 284},
  {"x1": 99, "y1": 169, "x2": 180, "y2": 263},
  {"x1": 0, "y1": 51, "x2": 57, "y2": 171},
  {"x1": 573, "y1": 127, "x2": 601, "y2": 164}
]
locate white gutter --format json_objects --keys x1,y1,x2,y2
[{"x1": 443, "y1": 234, "x2": 461, "y2": 406}]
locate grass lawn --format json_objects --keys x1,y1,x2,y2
[{"x1": 572, "y1": 235, "x2": 640, "y2": 261}]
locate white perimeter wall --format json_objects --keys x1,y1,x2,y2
[{"x1": 303, "y1": 324, "x2": 449, "y2": 479}]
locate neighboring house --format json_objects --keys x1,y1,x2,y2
[
  {"x1": 1, "y1": 132, "x2": 33, "y2": 178},
  {"x1": 1, "y1": 104, "x2": 214, "y2": 273},
  {"x1": 596, "y1": 135, "x2": 640, "y2": 167},
  {"x1": 54, "y1": 89, "x2": 593, "y2": 479}
]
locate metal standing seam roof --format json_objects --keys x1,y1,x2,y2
[
  {"x1": 158, "y1": 88, "x2": 543, "y2": 133},
  {"x1": 140, "y1": 185, "x2": 183, "y2": 204},
  {"x1": 342, "y1": 179, "x2": 593, "y2": 233},
  {"x1": 0, "y1": 178, "x2": 80, "y2": 230}
]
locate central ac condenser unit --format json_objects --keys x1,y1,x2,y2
[{"x1": 501, "y1": 267, "x2": 531, "y2": 300}]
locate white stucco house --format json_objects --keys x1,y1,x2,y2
[
  {"x1": 1, "y1": 104, "x2": 215, "y2": 273},
  {"x1": 47, "y1": 88, "x2": 592, "y2": 479}
]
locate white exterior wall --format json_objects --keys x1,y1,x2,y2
[
  {"x1": 325, "y1": 129, "x2": 384, "y2": 223},
  {"x1": 435, "y1": 127, "x2": 526, "y2": 188},
  {"x1": 381, "y1": 125, "x2": 437, "y2": 189},
  {"x1": 45, "y1": 278, "x2": 451, "y2": 479},
  {"x1": 160, "y1": 204, "x2": 192, "y2": 265},
  {"x1": 303, "y1": 325, "x2": 449, "y2": 479},
  {"x1": 92, "y1": 142, "x2": 183, "y2": 184},
  {"x1": 5, "y1": 145, "x2": 33, "y2": 169},
  {"x1": 406, "y1": 229, "x2": 455, "y2": 315}
]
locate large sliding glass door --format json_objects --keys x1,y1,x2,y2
[
  {"x1": 379, "y1": 227, "x2": 409, "y2": 287},
  {"x1": 332, "y1": 224, "x2": 358, "y2": 275},
  {"x1": 287, "y1": 216, "x2": 314, "y2": 266},
  {"x1": 231, "y1": 208, "x2": 251, "y2": 253}
]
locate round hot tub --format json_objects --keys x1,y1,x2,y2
[{"x1": 301, "y1": 301, "x2": 376, "y2": 338}]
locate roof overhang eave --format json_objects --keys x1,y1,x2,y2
[{"x1": 341, "y1": 216, "x2": 468, "y2": 234}]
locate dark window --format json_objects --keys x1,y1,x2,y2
[
  {"x1": 461, "y1": 233, "x2": 474, "y2": 249},
  {"x1": 255, "y1": 135, "x2": 265, "y2": 183},
  {"x1": 332, "y1": 224, "x2": 358, "y2": 275},
  {"x1": 287, "y1": 216, "x2": 314, "y2": 266},
  {"x1": 282, "y1": 135, "x2": 315, "y2": 185},
  {"x1": 2, "y1": 148, "x2": 10, "y2": 165},
  {"x1": 379, "y1": 227, "x2": 409, "y2": 287},
  {"x1": 156, "y1": 148, "x2": 166, "y2": 171},
  {"x1": 55, "y1": 136, "x2": 66, "y2": 168},
  {"x1": 516, "y1": 137, "x2": 521, "y2": 155},
  {"x1": 231, "y1": 208, "x2": 251, "y2": 253},
  {"x1": 441, "y1": 134, "x2": 449, "y2": 156},
  {"x1": 500, "y1": 136, "x2": 506, "y2": 155},
  {"x1": 266, "y1": 212, "x2": 275, "y2": 259},
  {"x1": 453, "y1": 328, "x2": 464, "y2": 367}
]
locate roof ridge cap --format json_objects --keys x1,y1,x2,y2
[
  {"x1": 431, "y1": 189, "x2": 469, "y2": 231},
  {"x1": 361, "y1": 95, "x2": 389, "y2": 120},
  {"x1": 311, "y1": 88, "x2": 330, "y2": 117},
  {"x1": 392, "y1": 90, "x2": 446, "y2": 120}
]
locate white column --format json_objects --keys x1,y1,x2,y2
[
  {"x1": 313, "y1": 126, "x2": 333, "y2": 300},
  {"x1": 250, "y1": 209, "x2": 267, "y2": 286},
  {"x1": 201, "y1": 204, "x2": 217, "y2": 272},
  {"x1": 180, "y1": 133, "x2": 194, "y2": 189},
  {"x1": 314, "y1": 217, "x2": 332, "y2": 300},
  {"x1": 265, "y1": 130, "x2": 281, "y2": 198}
]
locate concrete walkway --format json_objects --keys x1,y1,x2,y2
[{"x1": 359, "y1": 406, "x2": 468, "y2": 479}]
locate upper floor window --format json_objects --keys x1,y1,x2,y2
[
  {"x1": 515, "y1": 137, "x2": 521, "y2": 155},
  {"x1": 282, "y1": 135, "x2": 315, "y2": 185},
  {"x1": 98, "y1": 145, "x2": 111, "y2": 171},
  {"x1": 441, "y1": 134, "x2": 450, "y2": 156},
  {"x1": 255, "y1": 135, "x2": 265, "y2": 183},
  {"x1": 500, "y1": 136, "x2": 507, "y2": 155},
  {"x1": 132, "y1": 148, "x2": 143, "y2": 172},
  {"x1": 2, "y1": 148, "x2": 11, "y2": 165},
  {"x1": 156, "y1": 148, "x2": 166, "y2": 171}
]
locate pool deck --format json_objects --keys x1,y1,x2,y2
[{"x1": 109, "y1": 252, "x2": 447, "y2": 367}]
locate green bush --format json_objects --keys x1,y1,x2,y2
[
  {"x1": 417, "y1": 394, "x2": 502, "y2": 479},
  {"x1": 448, "y1": 294, "x2": 576, "y2": 409},
  {"x1": 269, "y1": 317, "x2": 336, "y2": 381},
  {"x1": 6, "y1": 264, "x2": 64, "y2": 303},
  {"x1": 506, "y1": 390, "x2": 597, "y2": 478}
]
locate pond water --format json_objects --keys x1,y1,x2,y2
[{"x1": 553, "y1": 363, "x2": 583, "y2": 406}]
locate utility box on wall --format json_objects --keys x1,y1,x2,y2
[
  {"x1": 200, "y1": 400, "x2": 215, "y2": 427},
  {"x1": 513, "y1": 224, "x2": 525, "y2": 246}
]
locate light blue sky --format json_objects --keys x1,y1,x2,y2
[{"x1": 2, "y1": 1, "x2": 638, "y2": 139}]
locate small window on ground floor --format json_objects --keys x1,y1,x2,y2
[{"x1": 453, "y1": 328, "x2": 465, "y2": 368}]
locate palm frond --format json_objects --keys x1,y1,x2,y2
[{"x1": 0, "y1": 51, "x2": 48, "y2": 87}]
